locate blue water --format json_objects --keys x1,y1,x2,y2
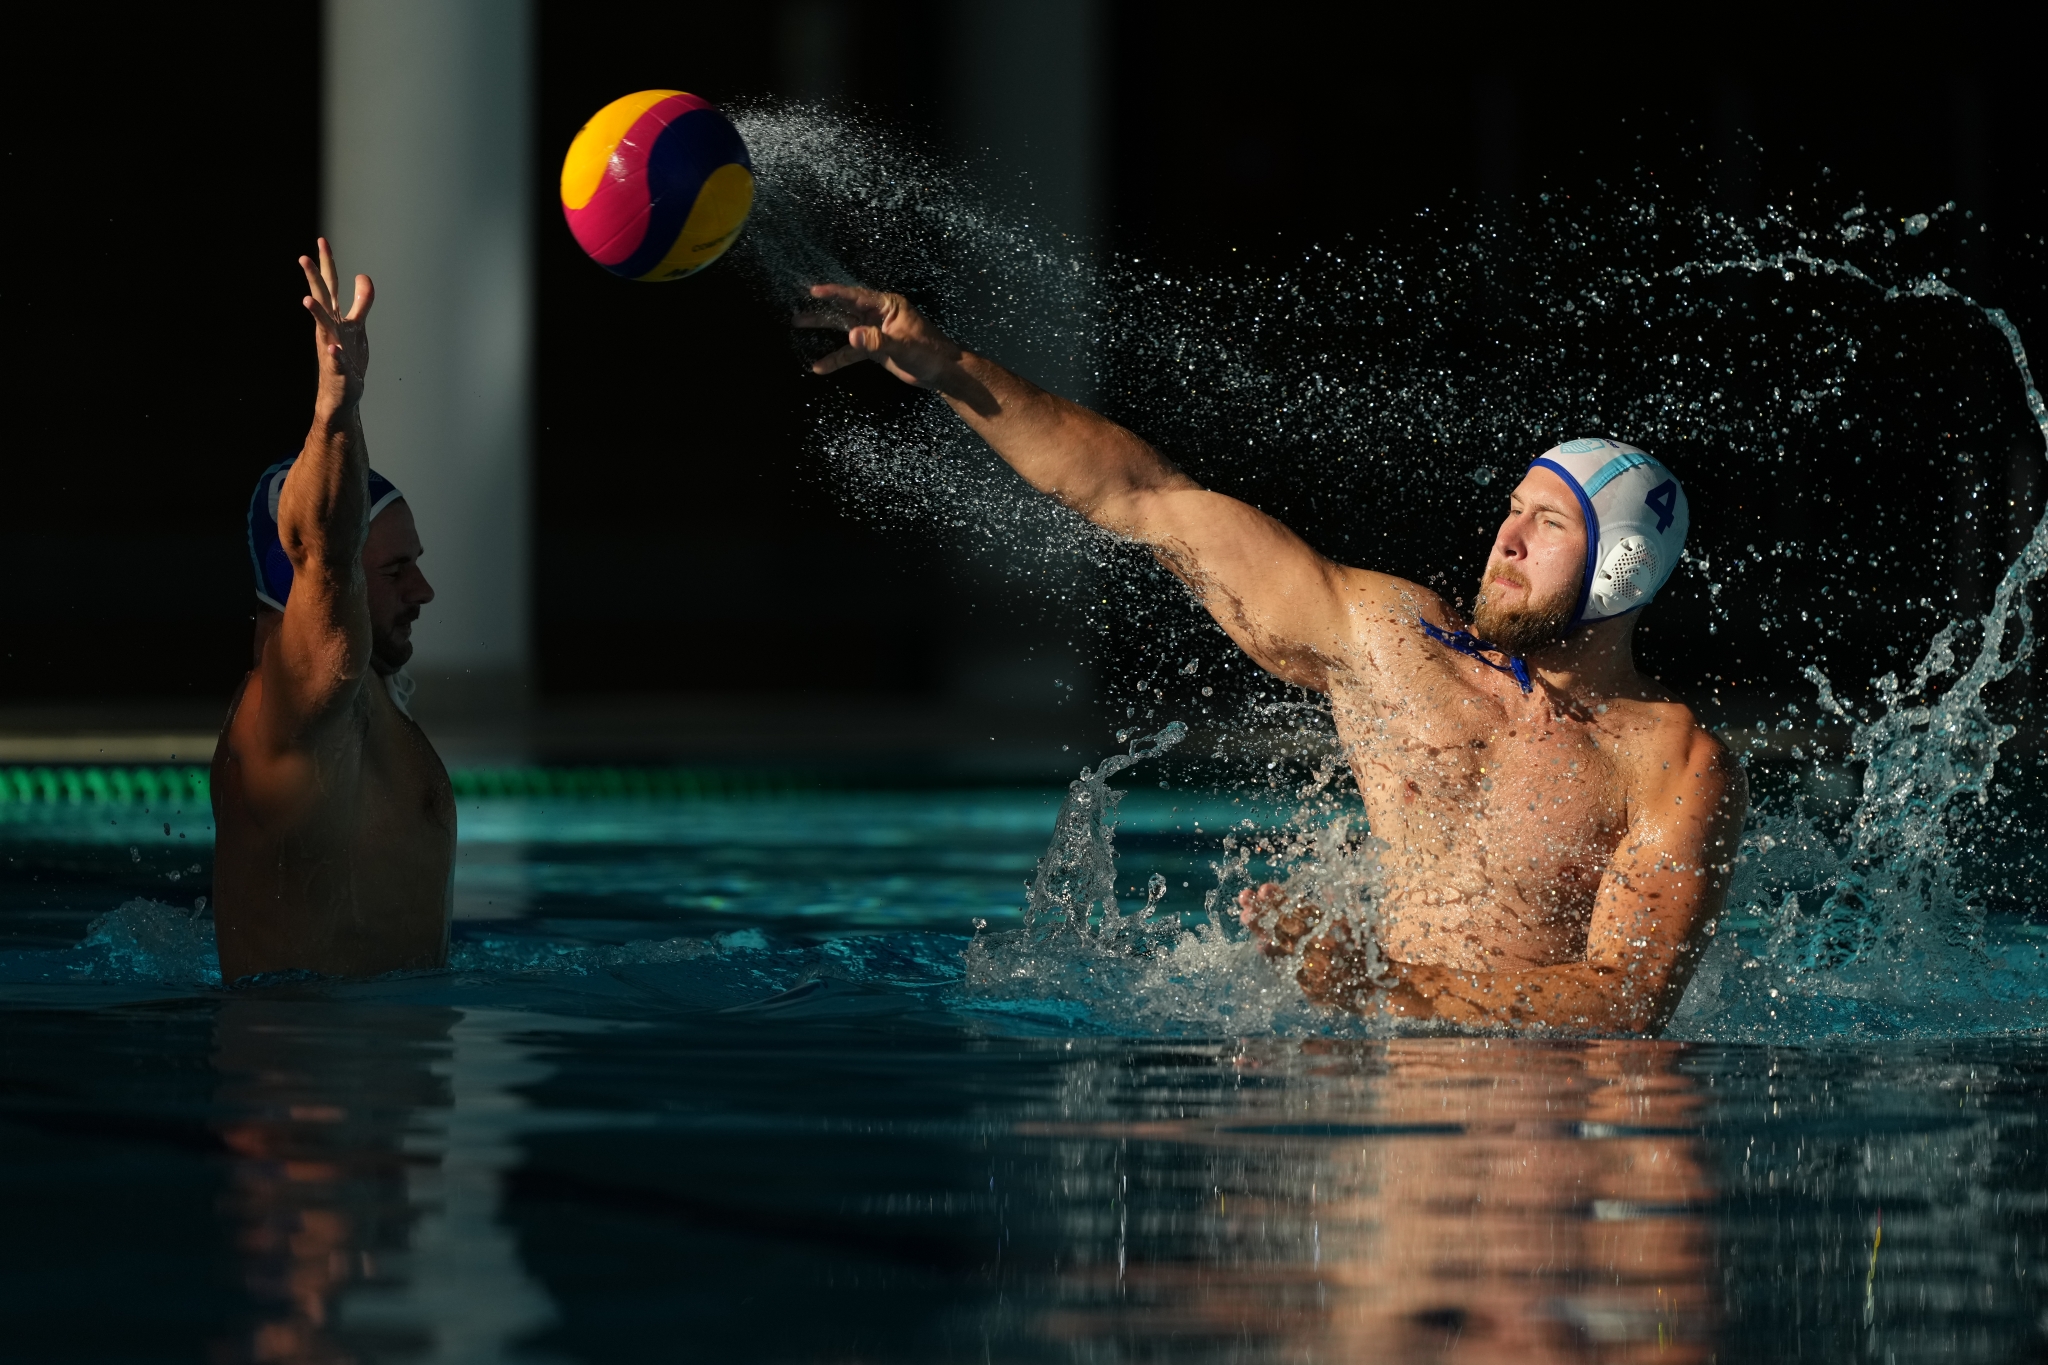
[{"x1": 3, "y1": 779, "x2": 2044, "y2": 1362}]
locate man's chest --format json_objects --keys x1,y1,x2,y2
[
  {"x1": 359, "y1": 707, "x2": 456, "y2": 847},
  {"x1": 1331, "y1": 681, "x2": 1630, "y2": 880}
]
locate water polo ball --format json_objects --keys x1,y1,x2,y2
[{"x1": 560, "y1": 90, "x2": 753, "y2": 281}]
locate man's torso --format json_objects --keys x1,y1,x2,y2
[
  {"x1": 1322, "y1": 585, "x2": 1681, "y2": 970},
  {"x1": 211, "y1": 671, "x2": 455, "y2": 980}
]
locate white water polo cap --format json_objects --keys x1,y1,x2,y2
[{"x1": 1526, "y1": 437, "x2": 1689, "y2": 628}]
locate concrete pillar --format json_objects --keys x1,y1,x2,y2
[{"x1": 323, "y1": 0, "x2": 532, "y2": 707}]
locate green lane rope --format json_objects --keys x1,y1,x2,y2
[
  {"x1": 445, "y1": 766, "x2": 823, "y2": 800},
  {"x1": 1, "y1": 766, "x2": 211, "y2": 806},
  {"x1": 0, "y1": 764, "x2": 830, "y2": 806}
]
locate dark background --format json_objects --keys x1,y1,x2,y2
[{"x1": 6, "y1": 3, "x2": 2042, "y2": 715}]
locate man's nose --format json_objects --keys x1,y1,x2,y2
[
  {"x1": 1494, "y1": 518, "x2": 1530, "y2": 559},
  {"x1": 408, "y1": 570, "x2": 435, "y2": 605}
]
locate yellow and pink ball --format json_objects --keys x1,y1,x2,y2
[{"x1": 560, "y1": 90, "x2": 753, "y2": 281}]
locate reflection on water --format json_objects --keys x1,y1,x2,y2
[
  {"x1": 1018, "y1": 1038, "x2": 1713, "y2": 1363},
  {"x1": 210, "y1": 1003, "x2": 580, "y2": 1364},
  {"x1": 3, "y1": 979, "x2": 2041, "y2": 1361}
]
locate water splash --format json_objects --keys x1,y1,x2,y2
[
  {"x1": 1663, "y1": 242, "x2": 2048, "y2": 1036},
  {"x1": 1019, "y1": 721, "x2": 1187, "y2": 949},
  {"x1": 73, "y1": 898, "x2": 221, "y2": 986},
  {"x1": 1765, "y1": 294, "x2": 2042, "y2": 974},
  {"x1": 960, "y1": 723, "x2": 1300, "y2": 1033},
  {"x1": 728, "y1": 103, "x2": 2047, "y2": 1040}
]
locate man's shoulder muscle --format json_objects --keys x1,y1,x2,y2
[
  {"x1": 1328, "y1": 568, "x2": 1454, "y2": 633},
  {"x1": 1605, "y1": 695, "x2": 1740, "y2": 816},
  {"x1": 216, "y1": 667, "x2": 369, "y2": 814},
  {"x1": 1324, "y1": 569, "x2": 1466, "y2": 685}
]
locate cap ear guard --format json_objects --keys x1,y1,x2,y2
[{"x1": 1589, "y1": 534, "x2": 1659, "y2": 616}]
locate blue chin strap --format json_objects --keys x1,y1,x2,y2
[{"x1": 1418, "y1": 617, "x2": 1533, "y2": 694}]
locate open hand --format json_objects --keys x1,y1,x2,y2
[
  {"x1": 301, "y1": 238, "x2": 373, "y2": 413},
  {"x1": 795, "y1": 284, "x2": 962, "y2": 389}
]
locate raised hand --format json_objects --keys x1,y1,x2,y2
[
  {"x1": 795, "y1": 283, "x2": 963, "y2": 389},
  {"x1": 300, "y1": 238, "x2": 374, "y2": 413}
]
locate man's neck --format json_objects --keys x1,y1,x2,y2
[{"x1": 1525, "y1": 613, "x2": 1642, "y2": 698}]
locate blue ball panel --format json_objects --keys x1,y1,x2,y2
[{"x1": 613, "y1": 109, "x2": 755, "y2": 280}]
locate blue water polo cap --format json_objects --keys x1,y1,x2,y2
[
  {"x1": 1526, "y1": 437, "x2": 1689, "y2": 629},
  {"x1": 247, "y1": 457, "x2": 404, "y2": 610}
]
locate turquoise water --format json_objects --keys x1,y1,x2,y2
[{"x1": 3, "y1": 779, "x2": 2044, "y2": 1362}]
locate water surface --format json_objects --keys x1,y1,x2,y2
[{"x1": 3, "y1": 789, "x2": 2042, "y2": 1363}]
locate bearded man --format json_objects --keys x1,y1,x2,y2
[
  {"x1": 799, "y1": 284, "x2": 1747, "y2": 1033},
  {"x1": 211, "y1": 240, "x2": 452, "y2": 982}
]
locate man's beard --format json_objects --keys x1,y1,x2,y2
[
  {"x1": 370, "y1": 618, "x2": 416, "y2": 674},
  {"x1": 1470, "y1": 567, "x2": 1579, "y2": 655}
]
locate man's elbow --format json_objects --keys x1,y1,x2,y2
[
  {"x1": 1083, "y1": 485, "x2": 1171, "y2": 539},
  {"x1": 281, "y1": 531, "x2": 361, "y2": 581}
]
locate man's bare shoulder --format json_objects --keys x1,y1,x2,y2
[
  {"x1": 1599, "y1": 687, "x2": 1742, "y2": 808},
  {"x1": 1328, "y1": 567, "x2": 1459, "y2": 638},
  {"x1": 215, "y1": 663, "x2": 382, "y2": 814}
]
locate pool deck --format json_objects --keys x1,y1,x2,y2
[
  {"x1": 0, "y1": 693, "x2": 1110, "y2": 782},
  {"x1": 3, "y1": 693, "x2": 2032, "y2": 785}
]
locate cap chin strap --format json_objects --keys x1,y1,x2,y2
[
  {"x1": 383, "y1": 667, "x2": 415, "y2": 717},
  {"x1": 1419, "y1": 617, "x2": 1532, "y2": 694}
]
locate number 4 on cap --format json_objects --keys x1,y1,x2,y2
[{"x1": 1644, "y1": 479, "x2": 1678, "y2": 533}]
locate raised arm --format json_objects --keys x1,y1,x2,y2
[
  {"x1": 256, "y1": 240, "x2": 378, "y2": 749},
  {"x1": 800, "y1": 284, "x2": 1375, "y2": 688},
  {"x1": 1274, "y1": 730, "x2": 1749, "y2": 1034}
]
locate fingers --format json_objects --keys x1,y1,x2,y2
[
  {"x1": 807, "y1": 323, "x2": 888, "y2": 375},
  {"x1": 345, "y1": 273, "x2": 375, "y2": 321},
  {"x1": 809, "y1": 344, "x2": 872, "y2": 375},
  {"x1": 298, "y1": 255, "x2": 333, "y2": 312},
  {"x1": 303, "y1": 294, "x2": 341, "y2": 333},
  {"x1": 316, "y1": 238, "x2": 341, "y2": 308},
  {"x1": 1238, "y1": 882, "x2": 1329, "y2": 960},
  {"x1": 807, "y1": 281, "x2": 885, "y2": 311},
  {"x1": 1236, "y1": 883, "x2": 1286, "y2": 926}
]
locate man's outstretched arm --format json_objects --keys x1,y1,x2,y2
[
  {"x1": 1259, "y1": 731, "x2": 1749, "y2": 1033},
  {"x1": 801, "y1": 284, "x2": 1375, "y2": 688},
  {"x1": 255, "y1": 240, "x2": 378, "y2": 753}
]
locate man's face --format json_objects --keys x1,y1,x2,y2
[
  {"x1": 1470, "y1": 466, "x2": 1585, "y2": 654},
  {"x1": 362, "y1": 500, "x2": 433, "y2": 674}
]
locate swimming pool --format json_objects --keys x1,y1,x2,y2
[{"x1": 2, "y1": 776, "x2": 2043, "y2": 1362}]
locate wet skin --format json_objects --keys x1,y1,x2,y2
[
  {"x1": 212, "y1": 241, "x2": 454, "y2": 982},
  {"x1": 800, "y1": 284, "x2": 1747, "y2": 1032}
]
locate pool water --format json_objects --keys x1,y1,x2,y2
[{"x1": 2, "y1": 784, "x2": 2044, "y2": 1363}]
